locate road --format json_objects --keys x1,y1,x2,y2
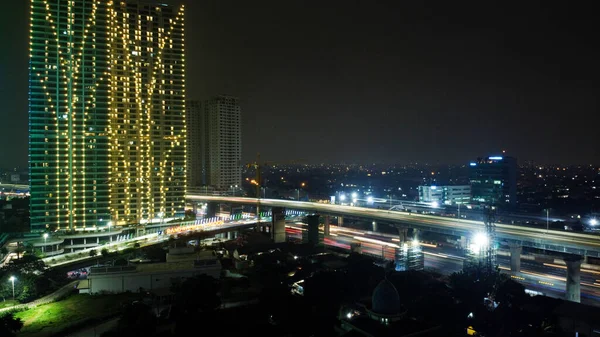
[
  {"x1": 188, "y1": 196, "x2": 600, "y2": 256},
  {"x1": 286, "y1": 223, "x2": 600, "y2": 307}
]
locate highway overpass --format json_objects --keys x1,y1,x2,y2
[{"x1": 187, "y1": 195, "x2": 600, "y2": 257}]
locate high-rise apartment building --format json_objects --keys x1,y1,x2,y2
[
  {"x1": 29, "y1": 0, "x2": 186, "y2": 232},
  {"x1": 186, "y1": 100, "x2": 204, "y2": 187},
  {"x1": 469, "y1": 156, "x2": 517, "y2": 208},
  {"x1": 204, "y1": 95, "x2": 242, "y2": 191}
]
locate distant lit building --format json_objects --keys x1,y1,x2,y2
[
  {"x1": 469, "y1": 156, "x2": 517, "y2": 207},
  {"x1": 418, "y1": 185, "x2": 471, "y2": 205},
  {"x1": 204, "y1": 95, "x2": 242, "y2": 191},
  {"x1": 186, "y1": 100, "x2": 205, "y2": 187}
]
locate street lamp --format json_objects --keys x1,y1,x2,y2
[
  {"x1": 591, "y1": 218, "x2": 598, "y2": 226},
  {"x1": 9, "y1": 276, "x2": 15, "y2": 300},
  {"x1": 339, "y1": 194, "x2": 346, "y2": 203},
  {"x1": 43, "y1": 233, "x2": 48, "y2": 253}
]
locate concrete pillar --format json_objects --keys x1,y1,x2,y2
[
  {"x1": 397, "y1": 227, "x2": 408, "y2": 243},
  {"x1": 459, "y1": 236, "x2": 468, "y2": 250},
  {"x1": 271, "y1": 207, "x2": 286, "y2": 243},
  {"x1": 305, "y1": 214, "x2": 320, "y2": 246},
  {"x1": 565, "y1": 256, "x2": 583, "y2": 303},
  {"x1": 372, "y1": 221, "x2": 377, "y2": 232},
  {"x1": 508, "y1": 242, "x2": 522, "y2": 272},
  {"x1": 412, "y1": 228, "x2": 420, "y2": 241},
  {"x1": 206, "y1": 202, "x2": 217, "y2": 218},
  {"x1": 338, "y1": 216, "x2": 344, "y2": 227},
  {"x1": 84, "y1": 238, "x2": 87, "y2": 245},
  {"x1": 324, "y1": 215, "x2": 330, "y2": 236},
  {"x1": 97, "y1": 237, "x2": 99, "y2": 244}
]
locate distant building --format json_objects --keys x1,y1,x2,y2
[
  {"x1": 186, "y1": 100, "x2": 205, "y2": 187},
  {"x1": 418, "y1": 185, "x2": 471, "y2": 205},
  {"x1": 204, "y1": 95, "x2": 242, "y2": 191},
  {"x1": 469, "y1": 156, "x2": 517, "y2": 207}
]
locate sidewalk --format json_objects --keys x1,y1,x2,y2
[{"x1": 0, "y1": 280, "x2": 79, "y2": 314}]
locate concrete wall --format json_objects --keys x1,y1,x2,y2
[{"x1": 89, "y1": 267, "x2": 220, "y2": 294}]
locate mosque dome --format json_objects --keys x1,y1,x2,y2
[{"x1": 371, "y1": 279, "x2": 401, "y2": 315}]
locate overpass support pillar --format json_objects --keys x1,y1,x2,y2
[
  {"x1": 397, "y1": 227, "x2": 408, "y2": 243},
  {"x1": 324, "y1": 215, "x2": 330, "y2": 236},
  {"x1": 271, "y1": 207, "x2": 286, "y2": 243},
  {"x1": 412, "y1": 228, "x2": 420, "y2": 241},
  {"x1": 565, "y1": 256, "x2": 583, "y2": 303},
  {"x1": 459, "y1": 236, "x2": 468, "y2": 250},
  {"x1": 338, "y1": 216, "x2": 344, "y2": 227},
  {"x1": 372, "y1": 221, "x2": 377, "y2": 232},
  {"x1": 305, "y1": 214, "x2": 320, "y2": 246},
  {"x1": 508, "y1": 242, "x2": 522, "y2": 272},
  {"x1": 206, "y1": 202, "x2": 217, "y2": 218}
]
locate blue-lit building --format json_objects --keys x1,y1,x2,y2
[{"x1": 469, "y1": 156, "x2": 517, "y2": 208}]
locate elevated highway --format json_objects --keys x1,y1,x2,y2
[{"x1": 187, "y1": 195, "x2": 600, "y2": 257}]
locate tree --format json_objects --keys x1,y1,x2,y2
[
  {"x1": 184, "y1": 210, "x2": 196, "y2": 220},
  {"x1": 14, "y1": 244, "x2": 23, "y2": 260},
  {"x1": 172, "y1": 274, "x2": 220, "y2": 314},
  {"x1": 0, "y1": 247, "x2": 8, "y2": 256},
  {"x1": 0, "y1": 313, "x2": 23, "y2": 337},
  {"x1": 89, "y1": 249, "x2": 97, "y2": 257},
  {"x1": 115, "y1": 302, "x2": 157, "y2": 335},
  {"x1": 114, "y1": 258, "x2": 128, "y2": 266},
  {"x1": 101, "y1": 248, "x2": 110, "y2": 258}
]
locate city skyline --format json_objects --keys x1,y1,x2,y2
[{"x1": 2, "y1": 0, "x2": 600, "y2": 167}]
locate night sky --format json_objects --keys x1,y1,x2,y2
[{"x1": 1, "y1": 1, "x2": 598, "y2": 168}]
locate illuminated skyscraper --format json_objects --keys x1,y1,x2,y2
[
  {"x1": 204, "y1": 95, "x2": 242, "y2": 191},
  {"x1": 29, "y1": 0, "x2": 186, "y2": 232},
  {"x1": 186, "y1": 100, "x2": 205, "y2": 188}
]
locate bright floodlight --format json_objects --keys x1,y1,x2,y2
[
  {"x1": 591, "y1": 219, "x2": 598, "y2": 226},
  {"x1": 351, "y1": 192, "x2": 358, "y2": 199},
  {"x1": 9, "y1": 276, "x2": 15, "y2": 282},
  {"x1": 43, "y1": 233, "x2": 48, "y2": 239},
  {"x1": 340, "y1": 194, "x2": 346, "y2": 201},
  {"x1": 473, "y1": 232, "x2": 489, "y2": 247},
  {"x1": 367, "y1": 196, "x2": 374, "y2": 203},
  {"x1": 431, "y1": 201, "x2": 439, "y2": 208}
]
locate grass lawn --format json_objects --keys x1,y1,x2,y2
[
  {"x1": 15, "y1": 293, "x2": 141, "y2": 337},
  {"x1": 0, "y1": 299, "x2": 19, "y2": 309}
]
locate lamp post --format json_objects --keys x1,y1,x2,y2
[
  {"x1": 43, "y1": 233, "x2": 48, "y2": 253},
  {"x1": 9, "y1": 276, "x2": 15, "y2": 300}
]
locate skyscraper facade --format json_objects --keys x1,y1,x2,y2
[
  {"x1": 204, "y1": 95, "x2": 242, "y2": 191},
  {"x1": 469, "y1": 156, "x2": 517, "y2": 208},
  {"x1": 186, "y1": 100, "x2": 204, "y2": 188},
  {"x1": 29, "y1": 0, "x2": 186, "y2": 232}
]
